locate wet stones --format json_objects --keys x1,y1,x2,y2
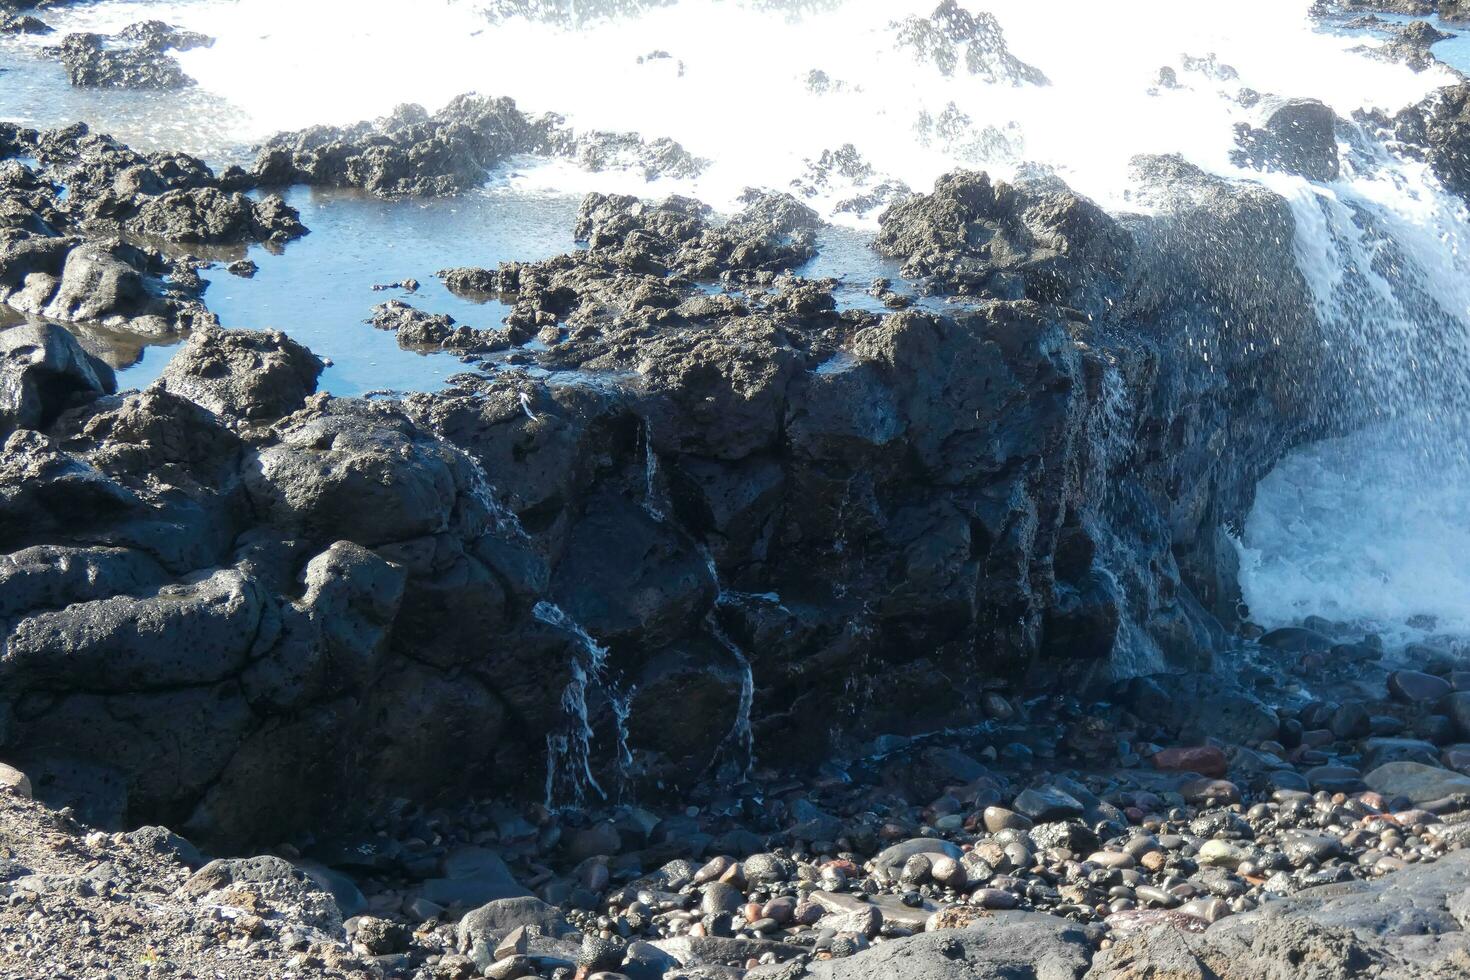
[
  {"x1": 251, "y1": 95, "x2": 552, "y2": 198},
  {"x1": 369, "y1": 299, "x2": 516, "y2": 355},
  {"x1": 1393, "y1": 81, "x2": 1470, "y2": 203},
  {"x1": 1387, "y1": 669, "x2": 1452, "y2": 703},
  {"x1": 0, "y1": 13, "x2": 51, "y2": 34},
  {"x1": 1364, "y1": 761, "x2": 1470, "y2": 803},
  {"x1": 982, "y1": 806, "x2": 1033, "y2": 833},
  {"x1": 872, "y1": 169, "x2": 1129, "y2": 312},
  {"x1": 153, "y1": 324, "x2": 322, "y2": 424}
]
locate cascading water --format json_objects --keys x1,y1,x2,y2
[
  {"x1": 532, "y1": 599, "x2": 622, "y2": 806},
  {"x1": 6, "y1": 0, "x2": 1470, "y2": 644}
]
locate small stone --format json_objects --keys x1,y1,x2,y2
[
  {"x1": 693, "y1": 855, "x2": 734, "y2": 886},
  {"x1": 579, "y1": 935, "x2": 624, "y2": 971},
  {"x1": 494, "y1": 925, "x2": 531, "y2": 960},
  {"x1": 899, "y1": 854, "x2": 932, "y2": 884},
  {"x1": 701, "y1": 882, "x2": 744, "y2": 916},
  {"x1": 982, "y1": 807, "x2": 1032, "y2": 833},
  {"x1": 1135, "y1": 885, "x2": 1180, "y2": 908},
  {"x1": 1180, "y1": 779, "x2": 1241, "y2": 806},
  {"x1": 1152, "y1": 746, "x2": 1227, "y2": 778},
  {"x1": 929, "y1": 856, "x2": 967, "y2": 889},
  {"x1": 354, "y1": 917, "x2": 409, "y2": 956},
  {"x1": 1178, "y1": 897, "x2": 1231, "y2": 924},
  {"x1": 1196, "y1": 841, "x2": 1247, "y2": 869},
  {"x1": 407, "y1": 897, "x2": 444, "y2": 921},
  {"x1": 1388, "y1": 670, "x2": 1452, "y2": 703},
  {"x1": 484, "y1": 955, "x2": 532, "y2": 980},
  {"x1": 1282, "y1": 833, "x2": 1343, "y2": 867},
  {"x1": 1087, "y1": 851, "x2": 1135, "y2": 870},
  {"x1": 743, "y1": 853, "x2": 793, "y2": 885},
  {"x1": 1012, "y1": 786, "x2": 1084, "y2": 821},
  {"x1": 970, "y1": 888, "x2": 1018, "y2": 910}
]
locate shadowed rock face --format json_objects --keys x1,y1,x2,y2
[{"x1": 0, "y1": 154, "x2": 1334, "y2": 848}]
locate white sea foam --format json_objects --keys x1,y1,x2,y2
[{"x1": 12, "y1": 0, "x2": 1449, "y2": 210}]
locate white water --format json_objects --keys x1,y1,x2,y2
[
  {"x1": 3, "y1": 0, "x2": 1449, "y2": 211},
  {"x1": 532, "y1": 600, "x2": 622, "y2": 805},
  {"x1": 7, "y1": 0, "x2": 1470, "y2": 641}
]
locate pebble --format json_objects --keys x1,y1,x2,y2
[
  {"x1": 1012, "y1": 787, "x2": 1084, "y2": 821},
  {"x1": 1388, "y1": 670, "x2": 1452, "y2": 703},
  {"x1": 1152, "y1": 746, "x2": 1228, "y2": 777},
  {"x1": 983, "y1": 807, "x2": 1033, "y2": 833}
]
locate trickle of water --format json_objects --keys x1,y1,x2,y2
[
  {"x1": 533, "y1": 599, "x2": 611, "y2": 806},
  {"x1": 461, "y1": 450, "x2": 533, "y2": 541},
  {"x1": 707, "y1": 610, "x2": 756, "y2": 781},
  {"x1": 642, "y1": 422, "x2": 668, "y2": 522},
  {"x1": 607, "y1": 681, "x2": 636, "y2": 782}
]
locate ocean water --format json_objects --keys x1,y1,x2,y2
[{"x1": 4, "y1": 0, "x2": 1470, "y2": 643}]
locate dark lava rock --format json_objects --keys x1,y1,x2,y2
[
  {"x1": 58, "y1": 32, "x2": 193, "y2": 90},
  {"x1": 115, "y1": 20, "x2": 212, "y2": 53},
  {"x1": 1232, "y1": 98, "x2": 1341, "y2": 181},
  {"x1": 0, "y1": 123, "x2": 296, "y2": 332},
  {"x1": 130, "y1": 187, "x2": 305, "y2": 246},
  {"x1": 0, "y1": 157, "x2": 1352, "y2": 847},
  {"x1": 0, "y1": 13, "x2": 51, "y2": 34},
  {"x1": 0, "y1": 320, "x2": 115, "y2": 436},
  {"x1": 1393, "y1": 82, "x2": 1470, "y2": 203},
  {"x1": 154, "y1": 324, "x2": 323, "y2": 424},
  {"x1": 1089, "y1": 849, "x2": 1470, "y2": 979},
  {"x1": 1258, "y1": 626, "x2": 1334, "y2": 653},
  {"x1": 778, "y1": 912, "x2": 1097, "y2": 980},
  {"x1": 251, "y1": 95, "x2": 551, "y2": 198}
]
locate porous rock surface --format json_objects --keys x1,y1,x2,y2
[
  {"x1": 0, "y1": 122, "x2": 305, "y2": 348},
  {"x1": 0, "y1": 148, "x2": 1347, "y2": 850}
]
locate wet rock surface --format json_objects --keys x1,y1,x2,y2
[
  {"x1": 5, "y1": 27, "x2": 1470, "y2": 975},
  {"x1": 53, "y1": 19, "x2": 211, "y2": 91},
  {"x1": 0, "y1": 121, "x2": 307, "y2": 345},
  {"x1": 0, "y1": 148, "x2": 1355, "y2": 856}
]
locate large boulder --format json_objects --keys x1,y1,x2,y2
[
  {"x1": 0, "y1": 321, "x2": 114, "y2": 436},
  {"x1": 155, "y1": 325, "x2": 322, "y2": 424},
  {"x1": 1232, "y1": 98, "x2": 1341, "y2": 182}
]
